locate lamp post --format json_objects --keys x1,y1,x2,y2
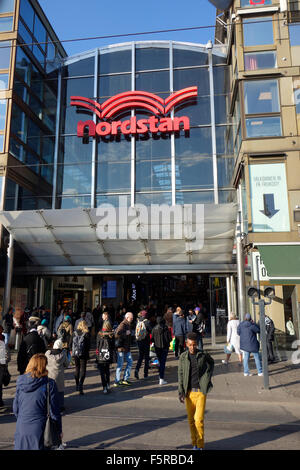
[{"x1": 247, "y1": 285, "x2": 275, "y2": 390}]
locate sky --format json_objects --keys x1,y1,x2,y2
[{"x1": 39, "y1": 0, "x2": 218, "y2": 57}]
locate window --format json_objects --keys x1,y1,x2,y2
[
  {"x1": 66, "y1": 57, "x2": 95, "y2": 77},
  {"x1": 243, "y1": 16, "x2": 273, "y2": 47},
  {"x1": 244, "y1": 79, "x2": 281, "y2": 137},
  {"x1": 100, "y1": 50, "x2": 131, "y2": 74},
  {"x1": 289, "y1": 24, "x2": 300, "y2": 46},
  {"x1": 244, "y1": 51, "x2": 276, "y2": 70},
  {"x1": 0, "y1": 17, "x2": 13, "y2": 32},
  {"x1": 173, "y1": 48, "x2": 208, "y2": 68},
  {"x1": 0, "y1": 0, "x2": 14, "y2": 13},
  {"x1": 0, "y1": 100, "x2": 7, "y2": 129},
  {"x1": 135, "y1": 47, "x2": 169, "y2": 71},
  {"x1": 0, "y1": 41, "x2": 11, "y2": 69},
  {"x1": 19, "y1": 0, "x2": 34, "y2": 31},
  {"x1": 240, "y1": 0, "x2": 271, "y2": 6},
  {"x1": 244, "y1": 79, "x2": 279, "y2": 114},
  {"x1": 0, "y1": 74, "x2": 9, "y2": 89}
]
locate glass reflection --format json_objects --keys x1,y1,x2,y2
[
  {"x1": 175, "y1": 156, "x2": 214, "y2": 190},
  {"x1": 243, "y1": 17, "x2": 274, "y2": 47},
  {"x1": 0, "y1": 17, "x2": 13, "y2": 32},
  {"x1": 58, "y1": 196, "x2": 91, "y2": 209},
  {"x1": 66, "y1": 57, "x2": 95, "y2": 77},
  {"x1": 98, "y1": 134, "x2": 131, "y2": 161},
  {"x1": 176, "y1": 191, "x2": 214, "y2": 205},
  {"x1": 136, "y1": 133, "x2": 171, "y2": 160},
  {"x1": 246, "y1": 116, "x2": 282, "y2": 137},
  {"x1": 244, "y1": 80, "x2": 279, "y2": 114},
  {"x1": 96, "y1": 194, "x2": 130, "y2": 208},
  {"x1": 175, "y1": 127, "x2": 212, "y2": 157},
  {"x1": 217, "y1": 154, "x2": 234, "y2": 188},
  {"x1": 100, "y1": 50, "x2": 131, "y2": 74},
  {"x1": 61, "y1": 164, "x2": 92, "y2": 195},
  {"x1": 99, "y1": 74, "x2": 131, "y2": 98},
  {"x1": 135, "y1": 71, "x2": 169, "y2": 93},
  {"x1": 175, "y1": 96, "x2": 211, "y2": 126},
  {"x1": 173, "y1": 48, "x2": 208, "y2": 67},
  {"x1": 0, "y1": 0, "x2": 15, "y2": 14},
  {"x1": 0, "y1": 41, "x2": 11, "y2": 69},
  {"x1": 135, "y1": 47, "x2": 169, "y2": 71},
  {"x1": 60, "y1": 135, "x2": 93, "y2": 163},
  {"x1": 136, "y1": 160, "x2": 171, "y2": 192},
  {"x1": 0, "y1": 100, "x2": 7, "y2": 129},
  {"x1": 97, "y1": 161, "x2": 131, "y2": 193},
  {"x1": 173, "y1": 68, "x2": 209, "y2": 96},
  {"x1": 135, "y1": 192, "x2": 172, "y2": 206}
]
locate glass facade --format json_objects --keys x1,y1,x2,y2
[{"x1": 56, "y1": 42, "x2": 234, "y2": 209}]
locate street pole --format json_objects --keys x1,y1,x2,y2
[{"x1": 258, "y1": 298, "x2": 269, "y2": 390}]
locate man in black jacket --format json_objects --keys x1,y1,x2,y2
[
  {"x1": 134, "y1": 310, "x2": 152, "y2": 380},
  {"x1": 17, "y1": 317, "x2": 46, "y2": 374}
]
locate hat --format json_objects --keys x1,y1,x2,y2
[
  {"x1": 194, "y1": 307, "x2": 200, "y2": 312},
  {"x1": 29, "y1": 316, "x2": 40, "y2": 323},
  {"x1": 138, "y1": 310, "x2": 147, "y2": 318},
  {"x1": 53, "y1": 339, "x2": 63, "y2": 349},
  {"x1": 245, "y1": 313, "x2": 251, "y2": 320},
  {"x1": 41, "y1": 319, "x2": 48, "y2": 326},
  {"x1": 65, "y1": 315, "x2": 72, "y2": 322}
]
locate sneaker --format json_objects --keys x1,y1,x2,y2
[
  {"x1": 134, "y1": 371, "x2": 139, "y2": 380},
  {"x1": 244, "y1": 373, "x2": 253, "y2": 377},
  {"x1": 114, "y1": 382, "x2": 122, "y2": 387},
  {"x1": 222, "y1": 360, "x2": 229, "y2": 364},
  {"x1": 106, "y1": 384, "x2": 110, "y2": 391},
  {"x1": 159, "y1": 379, "x2": 167, "y2": 385},
  {"x1": 258, "y1": 373, "x2": 263, "y2": 376},
  {"x1": 121, "y1": 380, "x2": 132, "y2": 386},
  {"x1": 103, "y1": 387, "x2": 108, "y2": 394}
]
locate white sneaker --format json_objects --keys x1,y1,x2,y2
[
  {"x1": 159, "y1": 379, "x2": 167, "y2": 385},
  {"x1": 258, "y1": 373, "x2": 263, "y2": 376},
  {"x1": 222, "y1": 360, "x2": 229, "y2": 364},
  {"x1": 103, "y1": 387, "x2": 108, "y2": 394},
  {"x1": 106, "y1": 384, "x2": 110, "y2": 391},
  {"x1": 244, "y1": 373, "x2": 253, "y2": 376}
]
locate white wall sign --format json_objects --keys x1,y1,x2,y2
[
  {"x1": 249, "y1": 163, "x2": 290, "y2": 232},
  {"x1": 251, "y1": 252, "x2": 269, "y2": 281}
]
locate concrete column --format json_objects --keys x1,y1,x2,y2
[
  {"x1": 39, "y1": 277, "x2": 44, "y2": 308},
  {"x1": 3, "y1": 233, "x2": 14, "y2": 315},
  {"x1": 226, "y1": 275, "x2": 232, "y2": 319},
  {"x1": 230, "y1": 275, "x2": 237, "y2": 315}
]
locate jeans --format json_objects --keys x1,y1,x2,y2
[
  {"x1": 196, "y1": 334, "x2": 203, "y2": 352},
  {"x1": 3, "y1": 333, "x2": 10, "y2": 346},
  {"x1": 115, "y1": 351, "x2": 133, "y2": 383},
  {"x1": 243, "y1": 351, "x2": 262, "y2": 374},
  {"x1": 135, "y1": 340, "x2": 150, "y2": 377},
  {"x1": 155, "y1": 347, "x2": 168, "y2": 379}
]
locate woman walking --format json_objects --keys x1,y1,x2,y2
[
  {"x1": 151, "y1": 316, "x2": 172, "y2": 385},
  {"x1": 96, "y1": 313, "x2": 115, "y2": 393},
  {"x1": 13, "y1": 353, "x2": 62, "y2": 450},
  {"x1": 45, "y1": 339, "x2": 70, "y2": 412},
  {"x1": 72, "y1": 320, "x2": 90, "y2": 395},
  {"x1": 222, "y1": 313, "x2": 243, "y2": 364}
]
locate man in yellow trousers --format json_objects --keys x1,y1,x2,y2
[{"x1": 178, "y1": 332, "x2": 214, "y2": 450}]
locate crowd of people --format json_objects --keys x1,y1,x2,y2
[{"x1": 0, "y1": 299, "x2": 281, "y2": 451}]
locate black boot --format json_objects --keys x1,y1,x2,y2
[{"x1": 79, "y1": 385, "x2": 84, "y2": 395}]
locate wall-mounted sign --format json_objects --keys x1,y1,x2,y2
[
  {"x1": 249, "y1": 163, "x2": 290, "y2": 232},
  {"x1": 71, "y1": 87, "x2": 197, "y2": 138},
  {"x1": 251, "y1": 252, "x2": 269, "y2": 281}
]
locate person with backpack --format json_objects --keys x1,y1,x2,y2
[
  {"x1": 17, "y1": 317, "x2": 46, "y2": 375},
  {"x1": 57, "y1": 315, "x2": 73, "y2": 352},
  {"x1": 46, "y1": 338, "x2": 70, "y2": 412},
  {"x1": 114, "y1": 312, "x2": 134, "y2": 387},
  {"x1": 192, "y1": 307, "x2": 206, "y2": 352},
  {"x1": 72, "y1": 320, "x2": 90, "y2": 395},
  {"x1": 134, "y1": 310, "x2": 152, "y2": 380},
  {"x1": 96, "y1": 314, "x2": 115, "y2": 394},
  {"x1": 151, "y1": 316, "x2": 172, "y2": 385},
  {"x1": 37, "y1": 319, "x2": 52, "y2": 349}
]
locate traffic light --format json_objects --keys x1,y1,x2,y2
[
  {"x1": 247, "y1": 286, "x2": 260, "y2": 298},
  {"x1": 264, "y1": 286, "x2": 275, "y2": 299}
]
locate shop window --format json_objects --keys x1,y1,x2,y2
[
  {"x1": 244, "y1": 79, "x2": 279, "y2": 114},
  {"x1": 135, "y1": 47, "x2": 169, "y2": 71},
  {"x1": 243, "y1": 16, "x2": 274, "y2": 47},
  {"x1": 0, "y1": 16, "x2": 13, "y2": 32},
  {"x1": 0, "y1": 0, "x2": 14, "y2": 13},
  {"x1": 244, "y1": 51, "x2": 276, "y2": 70}
]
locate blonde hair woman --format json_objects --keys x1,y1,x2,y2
[
  {"x1": 13, "y1": 353, "x2": 62, "y2": 450},
  {"x1": 222, "y1": 313, "x2": 243, "y2": 365},
  {"x1": 72, "y1": 320, "x2": 90, "y2": 395}
]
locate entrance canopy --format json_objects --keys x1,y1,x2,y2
[{"x1": 0, "y1": 204, "x2": 237, "y2": 275}]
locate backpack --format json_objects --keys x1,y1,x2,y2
[
  {"x1": 58, "y1": 327, "x2": 68, "y2": 343},
  {"x1": 98, "y1": 337, "x2": 111, "y2": 363},
  {"x1": 197, "y1": 321, "x2": 206, "y2": 334},
  {"x1": 135, "y1": 319, "x2": 147, "y2": 341},
  {"x1": 72, "y1": 332, "x2": 85, "y2": 357}
]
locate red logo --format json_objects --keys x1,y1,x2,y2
[{"x1": 71, "y1": 87, "x2": 197, "y2": 137}]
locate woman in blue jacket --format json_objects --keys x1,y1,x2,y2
[{"x1": 13, "y1": 353, "x2": 62, "y2": 450}]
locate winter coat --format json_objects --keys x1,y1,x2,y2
[
  {"x1": 192, "y1": 313, "x2": 206, "y2": 335},
  {"x1": 178, "y1": 350, "x2": 214, "y2": 397},
  {"x1": 71, "y1": 329, "x2": 90, "y2": 360},
  {"x1": 37, "y1": 325, "x2": 51, "y2": 348},
  {"x1": 237, "y1": 320, "x2": 260, "y2": 353},
  {"x1": 173, "y1": 315, "x2": 187, "y2": 337},
  {"x1": 115, "y1": 319, "x2": 132, "y2": 352},
  {"x1": 17, "y1": 330, "x2": 46, "y2": 375},
  {"x1": 2, "y1": 312, "x2": 14, "y2": 334},
  {"x1": 226, "y1": 319, "x2": 241, "y2": 354},
  {"x1": 152, "y1": 322, "x2": 172, "y2": 350},
  {"x1": 45, "y1": 349, "x2": 70, "y2": 392},
  {"x1": 186, "y1": 315, "x2": 196, "y2": 334},
  {"x1": 96, "y1": 332, "x2": 115, "y2": 364},
  {"x1": 13, "y1": 374, "x2": 61, "y2": 450},
  {"x1": 265, "y1": 317, "x2": 275, "y2": 341}
]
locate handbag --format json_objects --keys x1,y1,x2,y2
[
  {"x1": 224, "y1": 343, "x2": 234, "y2": 354},
  {"x1": 2, "y1": 366, "x2": 10, "y2": 387},
  {"x1": 44, "y1": 380, "x2": 61, "y2": 449}
]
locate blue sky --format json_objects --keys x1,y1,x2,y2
[{"x1": 39, "y1": 0, "x2": 217, "y2": 57}]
